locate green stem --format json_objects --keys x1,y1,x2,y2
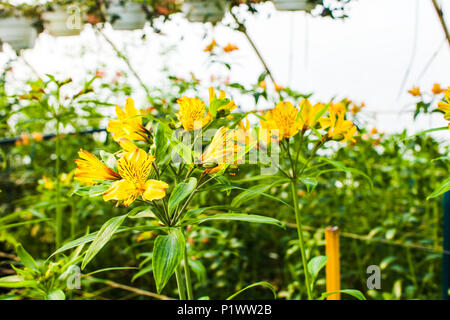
[
  {"x1": 175, "y1": 264, "x2": 186, "y2": 300},
  {"x1": 294, "y1": 130, "x2": 305, "y2": 173},
  {"x1": 70, "y1": 199, "x2": 76, "y2": 239},
  {"x1": 297, "y1": 139, "x2": 323, "y2": 177},
  {"x1": 290, "y1": 180, "x2": 313, "y2": 300},
  {"x1": 55, "y1": 120, "x2": 62, "y2": 250},
  {"x1": 183, "y1": 244, "x2": 194, "y2": 300}
]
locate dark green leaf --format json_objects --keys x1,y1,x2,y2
[
  {"x1": 152, "y1": 229, "x2": 185, "y2": 293},
  {"x1": 81, "y1": 214, "x2": 128, "y2": 269}
]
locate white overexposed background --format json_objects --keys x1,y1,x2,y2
[{"x1": 1, "y1": 0, "x2": 449, "y2": 138}]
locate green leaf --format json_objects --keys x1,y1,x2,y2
[
  {"x1": 299, "y1": 177, "x2": 318, "y2": 192},
  {"x1": 168, "y1": 178, "x2": 197, "y2": 216},
  {"x1": 427, "y1": 177, "x2": 450, "y2": 199},
  {"x1": 50, "y1": 232, "x2": 100, "y2": 258},
  {"x1": 0, "y1": 276, "x2": 37, "y2": 288},
  {"x1": 403, "y1": 126, "x2": 448, "y2": 139},
  {"x1": 183, "y1": 213, "x2": 285, "y2": 229},
  {"x1": 226, "y1": 281, "x2": 276, "y2": 300},
  {"x1": 188, "y1": 259, "x2": 206, "y2": 284},
  {"x1": 307, "y1": 255, "x2": 328, "y2": 282},
  {"x1": 231, "y1": 180, "x2": 284, "y2": 208},
  {"x1": 129, "y1": 208, "x2": 156, "y2": 219},
  {"x1": 152, "y1": 229, "x2": 185, "y2": 293},
  {"x1": 209, "y1": 99, "x2": 231, "y2": 117},
  {"x1": 219, "y1": 185, "x2": 292, "y2": 208},
  {"x1": 46, "y1": 289, "x2": 65, "y2": 300},
  {"x1": 16, "y1": 244, "x2": 39, "y2": 272},
  {"x1": 85, "y1": 267, "x2": 138, "y2": 276},
  {"x1": 317, "y1": 157, "x2": 373, "y2": 188},
  {"x1": 132, "y1": 264, "x2": 153, "y2": 283},
  {"x1": 318, "y1": 289, "x2": 366, "y2": 300},
  {"x1": 154, "y1": 122, "x2": 168, "y2": 163},
  {"x1": 168, "y1": 136, "x2": 194, "y2": 165},
  {"x1": 72, "y1": 184, "x2": 111, "y2": 197},
  {"x1": 81, "y1": 214, "x2": 128, "y2": 269}
]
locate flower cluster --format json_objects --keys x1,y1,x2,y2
[
  {"x1": 204, "y1": 39, "x2": 239, "y2": 53},
  {"x1": 75, "y1": 99, "x2": 168, "y2": 207},
  {"x1": 260, "y1": 98, "x2": 358, "y2": 144}
]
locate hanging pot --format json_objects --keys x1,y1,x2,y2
[
  {"x1": 42, "y1": 6, "x2": 85, "y2": 36},
  {"x1": 107, "y1": 1, "x2": 147, "y2": 30},
  {"x1": 272, "y1": 0, "x2": 318, "y2": 11},
  {"x1": 182, "y1": 0, "x2": 227, "y2": 24},
  {"x1": 0, "y1": 16, "x2": 37, "y2": 51}
]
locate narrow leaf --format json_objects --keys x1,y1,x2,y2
[
  {"x1": 81, "y1": 214, "x2": 128, "y2": 269},
  {"x1": 168, "y1": 178, "x2": 197, "y2": 216},
  {"x1": 152, "y1": 229, "x2": 185, "y2": 293},
  {"x1": 227, "y1": 281, "x2": 276, "y2": 300},
  {"x1": 16, "y1": 244, "x2": 39, "y2": 272},
  {"x1": 183, "y1": 214, "x2": 285, "y2": 229}
]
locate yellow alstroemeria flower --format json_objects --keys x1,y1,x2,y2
[
  {"x1": 209, "y1": 87, "x2": 237, "y2": 113},
  {"x1": 107, "y1": 98, "x2": 150, "y2": 142},
  {"x1": 117, "y1": 137, "x2": 138, "y2": 153},
  {"x1": 260, "y1": 101, "x2": 301, "y2": 142},
  {"x1": 200, "y1": 126, "x2": 253, "y2": 174},
  {"x1": 176, "y1": 96, "x2": 212, "y2": 131},
  {"x1": 74, "y1": 150, "x2": 121, "y2": 184},
  {"x1": 330, "y1": 102, "x2": 347, "y2": 113},
  {"x1": 319, "y1": 109, "x2": 357, "y2": 143},
  {"x1": 408, "y1": 86, "x2": 421, "y2": 97},
  {"x1": 341, "y1": 125, "x2": 357, "y2": 143},
  {"x1": 298, "y1": 99, "x2": 324, "y2": 129},
  {"x1": 103, "y1": 148, "x2": 168, "y2": 206}
]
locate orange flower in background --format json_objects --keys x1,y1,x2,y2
[
  {"x1": 408, "y1": 86, "x2": 421, "y2": 97},
  {"x1": 432, "y1": 83, "x2": 445, "y2": 95},
  {"x1": 20, "y1": 133, "x2": 30, "y2": 146},
  {"x1": 74, "y1": 150, "x2": 121, "y2": 185},
  {"x1": 259, "y1": 80, "x2": 266, "y2": 90},
  {"x1": 32, "y1": 132, "x2": 44, "y2": 142},
  {"x1": 107, "y1": 98, "x2": 151, "y2": 142},
  {"x1": 274, "y1": 82, "x2": 284, "y2": 92},
  {"x1": 39, "y1": 176, "x2": 54, "y2": 190},
  {"x1": 223, "y1": 43, "x2": 238, "y2": 53},
  {"x1": 370, "y1": 127, "x2": 378, "y2": 135},
  {"x1": 204, "y1": 39, "x2": 217, "y2": 52},
  {"x1": 350, "y1": 102, "x2": 365, "y2": 115},
  {"x1": 95, "y1": 70, "x2": 105, "y2": 78}
]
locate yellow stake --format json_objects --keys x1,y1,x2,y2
[{"x1": 325, "y1": 226, "x2": 340, "y2": 300}]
